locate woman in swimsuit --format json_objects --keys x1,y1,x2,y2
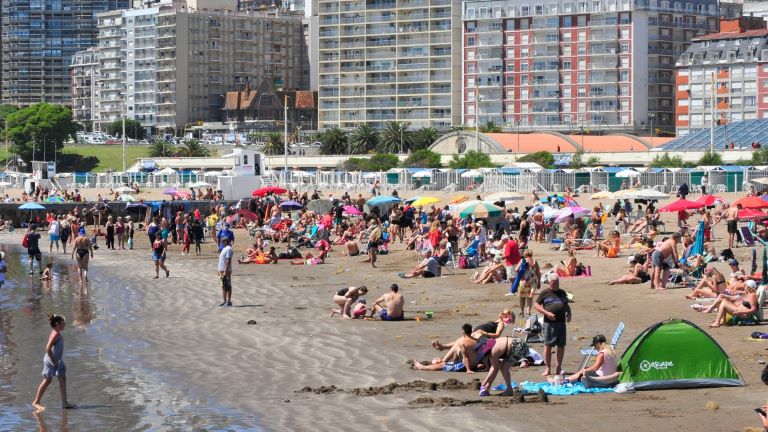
[
  {"x1": 71, "y1": 233, "x2": 93, "y2": 282},
  {"x1": 590, "y1": 206, "x2": 602, "y2": 242},
  {"x1": 151, "y1": 237, "x2": 169, "y2": 279},
  {"x1": 596, "y1": 230, "x2": 621, "y2": 258},
  {"x1": 32, "y1": 314, "x2": 76, "y2": 412},
  {"x1": 115, "y1": 216, "x2": 126, "y2": 250},
  {"x1": 332, "y1": 286, "x2": 368, "y2": 318},
  {"x1": 556, "y1": 249, "x2": 578, "y2": 277},
  {"x1": 607, "y1": 256, "x2": 650, "y2": 285},
  {"x1": 686, "y1": 266, "x2": 726, "y2": 299},
  {"x1": 432, "y1": 309, "x2": 516, "y2": 353},
  {"x1": 518, "y1": 219, "x2": 530, "y2": 250},
  {"x1": 478, "y1": 335, "x2": 529, "y2": 396},
  {"x1": 517, "y1": 250, "x2": 541, "y2": 317}
]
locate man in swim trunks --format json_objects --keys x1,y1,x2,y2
[
  {"x1": 371, "y1": 283, "x2": 404, "y2": 321},
  {"x1": 71, "y1": 231, "x2": 93, "y2": 282},
  {"x1": 725, "y1": 203, "x2": 740, "y2": 250},
  {"x1": 651, "y1": 233, "x2": 680, "y2": 290},
  {"x1": 27, "y1": 225, "x2": 43, "y2": 275},
  {"x1": 218, "y1": 237, "x2": 233, "y2": 306},
  {"x1": 413, "y1": 323, "x2": 481, "y2": 373}
]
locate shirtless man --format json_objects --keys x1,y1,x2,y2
[
  {"x1": 371, "y1": 284, "x2": 404, "y2": 321},
  {"x1": 71, "y1": 232, "x2": 93, "y2": 282},
  {"x1": 413, "y1": 323, "x2": 480, "y2": 373},
  {"x1": 725, "y1": 203, "x2": 741, "y2": 249},
  {"x1": 651, "y1": 233, "x2": 680, "y2": 290}
]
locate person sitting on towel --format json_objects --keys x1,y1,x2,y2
[{"x1": 549, "y1": 334, "x2": 619, "y2": 388}]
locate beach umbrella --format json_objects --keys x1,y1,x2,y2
[
  {"x1": 751, "y1": 177, "x2": 768, "y2": 185},
  {"x1": 125, "y1": 202, "x2": 148, "y2": 209},
  {"x1": 307, "y1": 199, "x2": 333, "y2": 214},
  {"x1": 658, "y1": 199, "x2": 704, "y2": 213},
  {"x1": 236, "y1": 209, "x2": 259, "y2": 222},
  {"x1": 119, "y1": 194, "x2": 136, "y2": 202},
  {"x1": 412, "y1": 170, "x2": 432, "y2": 179},
  {"x1": 172, "y1": 191, "x2": 192, "y2": 199},
  {"x1": 449, "y1": 195, "x2": 469, "y2": 204},
  {"x1": 554, "y1": 206, "x2": 591, "y2": 223},
  {"x1": 44, "y1": 196, "x2": 64, "y2": 203},
  {"x1": 367, "y1": 195, "x2": 401, "y2": 206},
  {"x1": 411, "y1": 196, "x2": 441, "y2": 207},
  {"x1": 163, "y1": 188, "x2": 177, "y2": 195},
  {"x1": 459, "y1": 201, "x2": 503, "y2": 218},
  {"x1": 691, "y1": 220, "x2": 705, "y2": 257},
  {"x1": 590, "y1": 191, "x2": 615, "y2": 200},
  {"x1": 632, "y1": 188, "x2": 669, "y2": 201},
  {"x1": 460, "y1": 169, "x2": 483, "y2": 178},
  {"x1": 154, "y1": 167, "x2": 177, "y2": 175},
  {"x1": 343, "y1": 205, "x2": 362, "y2": 216},
  {"x1": 280, "y1": 200, "x2": 303, "y2": 210},
  {"x1": 734, "y1": 196, "x2": 768, "y2": 209},
  {"x1": 404, "y1": 196, "x2": 421, "y2": 204},
  {"x1": 484, "y1": 192, "x2": 524, "y2": 202},
  {"x1": 0, "y1": 181, "x2": 12, "y2": 188},
  {"x1": 252, "y1": 186, "x2": 288, "y2": 197},
  {"x1": 737, "y1": 209, "x2": 768, "y2": 221},
  {"x1": 114, "y1": 186, "x2": 134, "y2": 193},
  {"x1": 615, "y1": 169, "x2": 641, "y2": 178},
  {"x1": 612, "y1": 189, "x2": 637, "y2": 199},
  {"x1": 525, "y1": 204, "x2": 558, "y2": 218},
  {"x1": 19, "y1": 202, "x2": 45, "y2": 210},
  {"x1": 695, "y1": 194, "x2": 726, "y2": 207},
  {"x1": 189, "y1": 181, "x2": 211, "y2": 188}
]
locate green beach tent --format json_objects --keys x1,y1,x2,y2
[{"x1": 618, "y1": 319, "x2": 743, "y2": 391}]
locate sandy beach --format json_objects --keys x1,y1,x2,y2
[{"x1": 1, "y1": 190, "x2": 768, "y2": 431}]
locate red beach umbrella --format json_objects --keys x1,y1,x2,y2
[
  {"x1": 738, "y1": 209, "x2": 768, "y2": 221},
  {"x1": 252, "y1": 186, "x2": 288, "y2": 197},
  {"x1": 658, "y1": 199, "x2": 704, "y2": 213},
  {"x1": 695, "y1": 194, "x2": 726, "y2": 207},
  {"x1": 734, "y1": 196, "x2": 768, "y2": 209}
]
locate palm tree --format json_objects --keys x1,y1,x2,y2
[
  {"x1": 148, "y1": 139, "x2": 175, "y2": 157},
  {"x1": 411, "y1": 127, "x2": 439, "y2": 151},
  {"x1": 377, "y1": 121, "x2": 411, "y2": 154},
  {"x1": 448, "y1": 150, "x2": 495, "y2": 169},
  {"x1": 262, "y1": 132, "x2": 284, "y2": 155},
  {"x1": 318, "y1": 127, "x2": 348, "y2": 155},
  {"x1": 348, "y1": 124, "x2": 378, "y2": 154},
  {"x1": 479, "y1": 121, "x2": 502, "y2": 133},
  {"x1": 178, "y1": 139, "x2": 211, "y2": 157}
]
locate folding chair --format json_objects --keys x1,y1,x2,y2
[
  {"x1": 738, "y1": 226, "x2": 756, "y2": 247},
  {"x1": 578, "y1": 321, "x2": 625, "y2": 370}
]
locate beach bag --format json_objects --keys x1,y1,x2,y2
[
  {"x1": 22, "y1": 233, "x2": 29, "y2": 248},
  {"x1": 458, "y1": 255, "x2": 469, "y2": 269},
  {"x1": 720, "y1": 248, "x2": 734, "y2": 261},
  {"x1": 574, "y1": 263, "x2": 586, "y2": 276}
]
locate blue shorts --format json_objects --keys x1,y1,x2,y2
[
  {"x1": 50, "y1": 234, "x2": 60, "y2": 242},
  {"x1": 441, "y1": 361, "x2": 465, "y2": 372},
  {"x1": 380, "y1": 309, "x2": 404, "y2": 321},
  {"x1": 152, "y1": 251, "x2": 166, "y2": 262}
]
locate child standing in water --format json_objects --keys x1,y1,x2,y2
[{"x1": 31, "y1": 314, "x2": 76, "y2": 411}]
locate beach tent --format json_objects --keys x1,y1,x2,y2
[{"x1": 617, "y1": 319, "x2": 743, "y2": 391}]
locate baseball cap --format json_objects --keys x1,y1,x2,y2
[{"x1": 728, "y1": 259, "x2": 739, "y2": 266}]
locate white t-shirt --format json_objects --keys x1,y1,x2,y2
[
  {"x1": 49, "y1": 221, "x2": 59, "y2": 236},
  {"x1": 218, "y1": 245, "x2": 233, "y2": 272}
]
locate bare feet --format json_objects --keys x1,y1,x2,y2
[
  {"x1": 709, "y1": 322, "x2": 721, "y2": 328},
  {"x1": 413, "y1": 360, "x2": 426, "y2": 370},
  {"x1": 432, "y1": 340, "x2": 445, "y2": 350},
  {"x1": 32, "y1": 403, "x2": 45, "y2": 412},
  {"x1": 655, "y1": 287, "x2": 667, "y2": 291},
  {"x1": 541, "y1": 369, "x2": 551, "y2": 376}
]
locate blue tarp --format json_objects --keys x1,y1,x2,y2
[
  {"x1": 601, "y1": 167, "x2": 625, "y2": 173},
  {"x1": 498, "y1": 168, "x2": 521, "y2": 174},
  {"x1": 492, "y1": 381, "x2": 615, "y2": 395},
  {"x1": 720, "y1": 165, "x2": 750, "y2": 172}
]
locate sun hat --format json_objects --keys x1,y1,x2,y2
[{"x1": 747, "y1": 280, "x2": 758, "y2": 289}]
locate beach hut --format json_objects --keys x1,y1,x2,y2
[{"x1": 617, "y1": 319, "x2": 743, "y2": 391}]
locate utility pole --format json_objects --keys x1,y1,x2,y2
[
  {"x1": 710, "y1": 72, "x2": 715, "y2": 156},
  {"x1": 122, "y1": 112, "x2": 127, "y2": 173},
  {"x1": 284, "y1": 95, "x2": 289, "y2": 180}
]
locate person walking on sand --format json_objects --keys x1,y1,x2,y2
[
  {"x1": 31, "y1": 314, "x2": 76, "y2": 412},
  {"x1": 371, "y1": 284, "x2": 404, "y2": 321},
  {"x1": 725, "y1": 203, "x2": 740, "y2": 250},
  {"x1": 59, "y1": 216, "x2": 71, "y2": 255},
  {"x1": 27, "y1": 225, "x2": 43, "y2": 275},
  {"x1": 151, "y1": 236, "x2": 169, "y2": 279},
  {"x1": 534, "y1": 274, "x2": 571, "y2": 377},
  {"x1": 364, "y1": 219, "x2": 382, "y2": 268},
  {"x1": 218, "y1": 237, "x2": 234, "y2": 306},
  {"x1": 71, "y1": 232, "x2": 93, "y2": 282}
]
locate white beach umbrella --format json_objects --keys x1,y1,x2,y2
[
  {"x1": 412, "y1": 170, "x2": 432, "y2": 179},
  {"x1": 154, "y1": 167, "x2": 177, "y2": 175},
  {"x1": 189, "y1": 181, "x2": 211, "y2": 188},
  {"x1": 114, "y1": 186, "x2": 135, "y2": 193},
  {"x1": 615, "y1": 169, "x2": 641, "y2": 178},
  {"x1": 461, "y1": 169, "x2": 483, "y2": 178},
  {"x1": 119, "y1": 194, "x2": 136, "y2": 202}
]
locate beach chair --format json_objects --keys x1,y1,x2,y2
[
  {"x1": 443, "y1": 242, "x2": 458, "y2": 274},
  {"x1": 578, "y1": 322, "x2": 625, "y2": 370},
  {"x1": 738, "y1": 227, "x2": 756, "y2": 247}
]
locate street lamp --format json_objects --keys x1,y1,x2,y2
[
  {"x1": 648, "y1": 113, "x2": 655, "y2": 148},
  {"x1": 284, "y1": 95, "x2": 291, "y2": 181}
]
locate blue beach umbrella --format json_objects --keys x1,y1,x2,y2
[
  {"x1": 19, "y1": 202, "x2": 46, "y2": 210},
  {"x1": 367, "y1": 195, "x2": 401, "y2": 206},
  {"x1": 691, "y1": 220, "x2": 705, "y2": 257},
  {"x1": 280, "y1": 200, "x2": 303, "y2": 210}
]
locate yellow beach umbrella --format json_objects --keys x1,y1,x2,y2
[{"x1": 411, "y1": 196, "x2": 441, "y2": 207}]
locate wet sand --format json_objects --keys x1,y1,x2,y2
[{"x1": 1, "y1": 191, "x2": 767, "y2": 431}]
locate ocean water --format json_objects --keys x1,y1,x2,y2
[{"x1": 0, "y1": 246, "x2": 261, "y2": 431}]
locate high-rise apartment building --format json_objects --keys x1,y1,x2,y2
[
  {"x1": 1, "y1": 0, "x2": 128, "y2": 106},
  {"x1": 316, "y1": 0, "x2": 463, "y2": 130},
  {"x1": 675, "y1": 18, "x2": 768, "y2": 135},
  {"x1": 462, "y1": 0, "x2": 721, "y2": 134},
  {"x1": 70, "y1": 48, "x2": 100, "y2": 127}
]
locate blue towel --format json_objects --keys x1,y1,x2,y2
[
  {"x1": 492, "y1": 381, "x2": 615, "y2": 396},
  {"x1": 509, "y1": 260, "x2": 528, "y2": 294}
]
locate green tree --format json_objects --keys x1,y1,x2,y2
[
  {"x1": 262, "y1": 132, "x2": 284, "y2": 155},
  {"x1": 517, "y1": 151, "x2": 554, "y2": 168},
  {"x1": 479, "y1": 120, "x2": 502, "y2": 133},
  {"x1": 568, "y1": 150, "x2": 600, "y2": 168},
  {"x1": 107, "y1": 118, "x2": 146, "y2": 140},
  {"x1": 448, "y1": 150, "x2": 495, "y2": 169},
  {"x1": 401, "y1": 149, "x2": 442, "y2": 168},
  {"x1": 148, "y1": 139, "x2": 176, "y2": 157},
  {"x1": 5, "y1": 103, "x2": 77, "y2": 164},
  {"x1": 0, "y1": 104, "x2": 19, "y2": 130},
  {"x1": 348, "y1": 124, "x2": 378, "y2": 154},
  {"x1": 318, "y1": 127, "x2": 349, "y2": 155},
  {"x1": 411, "y1": 127, "x2": 439, "y2": 151},
  {"x1": 697, "y1": 151, "x2": 724, "y2": 166},
  {"x1": 650, "y1": 152, "x2": 687, "y2": 168},
  {"x1": 366, "y1": 153, "x2": 400, "y2": 171},
  {"x1": 752, "y1": 148, "x2": 768, "y2": 165},
  {"x1": 177, "y1": 139, "x2": 211, "y2": 157},
  {"x1": 377, "y1": 121, "x2": 411, "y2": 153}
]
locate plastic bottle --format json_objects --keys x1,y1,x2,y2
[{"x1": 553, "y1": 374, "x2": 562, "y2": 388}]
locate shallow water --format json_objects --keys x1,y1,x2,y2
[{"x1": 0, "y1": 246, "x2": 261, "y2": 431}]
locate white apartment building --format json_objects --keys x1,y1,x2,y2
[
  {"x1": 316, "y1": 0, "x2": 463, "y2": 130},
  {"x1": 71, "y1": 48, "x2": 100, "y2": 128}
]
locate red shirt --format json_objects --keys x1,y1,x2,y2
[
  {"x1": 429, "y1": 229, "x2": 441, "y2": 248},
  {"x1": 504, "y1": 240, "x2": 521, "y2": 266}
]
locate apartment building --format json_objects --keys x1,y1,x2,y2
[
  {"x1": 462, "y1": 0, "x2": 721, "y2": 134},
  {"x1": 1, "y1": 0, "x2": 128, "y2": 106},
  {"x1": 675, "y1": 18, "x2": 768, "y2": 135},
  {"x1": 71, "y1": 48, "x2": 100, "y2": 127},
  {"x1": 316, "y1": 0, "x2": 463, "y2": 130}
]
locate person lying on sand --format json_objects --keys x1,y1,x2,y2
[
  {"x1": 694, "y1": 280, "x2": 754, "y2": 314},
  {"x1": 370, "y1": 284, "x2": 404, "y2": 321},
  {"x1": 413, "y1": 323, "x2": 487, "y2": 373},
  {"x1": 546, "y1": 334, "x2": 619, "y2": 388},
  {"x1": 607, "y1": 255, "x2": 651, "y2": 285},
  {"x1": 332, "y1": 286, "x2": 368, "y2": 318},
  {"x1": 472, "y1": 256, "x2": 506, "y2": 284}
]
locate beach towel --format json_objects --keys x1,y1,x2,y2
[
  {"x1": 509, "y1": 260, "x2": 528, "y2": 294},
  {"x1": 492, "y1": 381, "x2": 615, "y2": 395}
]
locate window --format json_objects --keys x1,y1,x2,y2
[
  {"x1": 577, "y1": 72, "x2": 586, "y2": 83},
  {"x1": 521, "y1": 5, "x2": 529, "y2": 15},
  {"x1": 467, "y1": 64, "x2": 475, "y2": 73},
  {"x1": 677, "y1": 114, "x2": 689, "y2": 121},
  {"x1": 678, "y1": 99, "x2": 689, "y2": 106},
  {"x1": 578, "y1": 86, "x2": 586, "y2": 97},
  {"x1": 563, "y1": 16, "x2": 572, "y2": 27},
  {"x1": 620, "y1": 70, "x2": 629, "y2": 81},
  {"x1": 578, "y1": 31, "x2": 586, "y2": 42},
  {"x1": 535, "y1": 5, "x2": 543, "y2": 14},
  {"x1": 578, "y1": 59, "x2": 586, "y2": 70},
  {"x1": 563, "y1": 32, "x2": 572, "y2": 42},
  {"x1": 468, "y1": 51, "x2": 475, "y2": 60},
  {"x1": 620, "y1": 57, "x2": 629, "y2": 68},
  {"x1": 563, "y1": 45, "x2": 571, "y2": 55},
  {"x1": 521, "y1": 61, "x2": 529, "y2": 71},
  {"x1": 521, "y1": 34, "x2": 529, "y2": 44},
  {"x1": 620, "y1": 28, "x2": 630, "y2": 39},
  {"x1": 505, "y1": 20, "x2": 515, "y2": 31},
  {"x1": 521, "y1": 75, "x2": 529, "y2": 85},
  {"x1": 563, "y1": 60, "x2": 571, "y2": 69},
  {"x1": 563, "y1": 73, "x2": 572, "y2": 84},
  {"x1": 577, "y1": 44, "x2": 586, "y2": 55},
  {"x1": 467, "y1": 36, "x2": 476, "y2": 46},
  {"x1": 678, "y1": 84, "x2": 689, "y2": 92}
]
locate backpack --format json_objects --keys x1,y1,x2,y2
[
  {"x1": 148, "y1": 225, "x2": 159, "y2": 236},
  {"x1": 22, "y1": 233, "x2": 29, "y2": 248},
  {"x1": 458, "y1": 255, "x2": 469, "y2": 269}
]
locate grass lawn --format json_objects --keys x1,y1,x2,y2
[{"x1": 61, "y1": 145, "x2": 150, "y2": 172}]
